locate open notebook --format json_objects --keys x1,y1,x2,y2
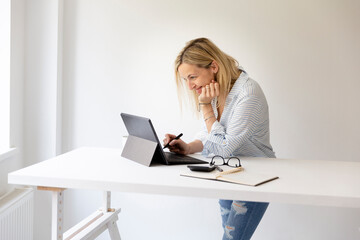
[{"x1": 181, "y1": 166, "x2": 279, "y2": 187}]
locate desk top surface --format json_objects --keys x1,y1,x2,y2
[{"x1": 8, "y1": 147, "x2": 360, "y2": 208}]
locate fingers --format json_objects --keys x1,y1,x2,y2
[
  {"x1": 210, "y1": 82, "x2": 215, "y2": 97},
  {"x1": 207, "y1": 81, "x2": 218, "y2": 98},
  {"x1": 214, "y1": 82, "x2": 220, "y2": 96},
  {"x1": 164, "y1": 133, "x2": 176, "y2": 145},
  {"x1": 167, "y1": 139, "x2": 181, "y2": 153},
  {"x1": 205, "y1": 85, "x2": 210, "y2": 98},
  {"x1": 169, "y1": 146, "x2": 181, "y2": 154},
  {"x1": 203, "y1": 84, "x2": 214, "y2": 99},
  {"x1": 199, "y1": 86, "x2": 207, "y2": 103},
  {"x1": 198, "y1": 81, "x2": 220, "y2": 103},
  {"x1": 169, "y1": 139, "x2": 181, "y2": 146},
  {"x1": 164, "y1": 134, "x2": 181, "y2": 154},
  {"x1": 201, "y1": 86, "x2": 206, "y2": 99},
  {"x1": 168, "y1": 139, "x2": 188, "y2": 155}
]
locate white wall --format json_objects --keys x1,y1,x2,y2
[
  {"x1": 0, "y1": 0, "x2": 25, "y2": 197},
  {"x1": 23, "y1": 0, "x2": 63, "y2": 239},
  {"x1": 0, "y1": 0, "x2": 11, "y2": 151},
  {"x1": 20, "y1": 0, "x2": 360, "y2": 239}
]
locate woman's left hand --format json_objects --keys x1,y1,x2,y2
[{"x1": 198, "y1": 80, "x2": 220, "y2": 103}]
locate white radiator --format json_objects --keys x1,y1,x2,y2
[{"x1": 0, "y1": 188, "x2": 34, "y2": 240}]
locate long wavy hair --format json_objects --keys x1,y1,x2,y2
[{"x1": 175, "y1": 38, "x2": 241, "y2": 113}]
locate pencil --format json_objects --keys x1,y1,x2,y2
[{"x1": 215, "y1": 167, "x2": 244, "y2": 178}]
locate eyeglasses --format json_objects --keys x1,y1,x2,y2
[{"x1": 210, "y1": 155, "x2": 241, "y2": 168}]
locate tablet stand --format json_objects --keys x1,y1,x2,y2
[{"x1": 121, "y1": 135, "x2": 158, "y2": 166}]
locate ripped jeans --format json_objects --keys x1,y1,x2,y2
[{"x1": 219, "y1": 200, "x2": 269, "y2": 240}]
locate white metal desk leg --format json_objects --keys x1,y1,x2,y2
[
  {"x1": 52, "y1": 190, "x2": 64, "y2": 240},
  {"x1": 107, "y1": 219, "x2": 121, "y2": 240},
  {"x1": 103, "y1": 191, "x2": 111, "y2": 212},
  {"x1": 103, "y1": 191, "x2": 121, "y2": 240}
]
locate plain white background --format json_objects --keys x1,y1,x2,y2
[{"x1": 2, "y1": 0, "x2": 360, "y2": 239}]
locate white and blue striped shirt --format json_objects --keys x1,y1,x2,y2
[{"x1": 195, "y1": 69, "x2": 276, "y2": 158}]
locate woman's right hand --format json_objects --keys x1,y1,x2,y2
[{"x1": 163, "y1": 134, "x2": 190, "y2": 155}]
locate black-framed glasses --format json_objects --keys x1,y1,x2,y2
[{"x1": 210, "y1": 155, "x2": 241, "y2": 168}]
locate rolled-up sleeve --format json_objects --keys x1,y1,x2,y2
[{"x1": 200, "y1": 96, "x2": 263, "y2": 158}]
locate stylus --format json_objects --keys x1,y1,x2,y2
[{"x1": 163, "y1": 133, "x2": 183, "y2": 149}]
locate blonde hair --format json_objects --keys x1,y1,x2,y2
[{"x1": 175, "y1": 38, "x2": 241, "y2": 113}]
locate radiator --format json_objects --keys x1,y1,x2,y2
[{"x1": 0, "y1": 188, "x2": 34, "y2": 240}]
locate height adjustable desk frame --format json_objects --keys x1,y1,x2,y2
[{"x1": 38, "y1": 187, "x2": 121, "y2": 240}]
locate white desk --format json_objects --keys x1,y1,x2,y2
[{"x1": 8, "y1": 147, "x2": 360, "y2": 239}]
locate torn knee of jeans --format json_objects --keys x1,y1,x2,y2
[
  {"x1": 225, "y1": 225, "x2": 235, "y2": 239},
  {"x1": 220, "y1": 206, "x2": 231, "y2": 216},
  {"x1": 232, "y1": 201, "x2": 248, "y2": 215}
]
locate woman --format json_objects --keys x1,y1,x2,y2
[{"x1": 163, "y1": 38, "x2": 275, "y2": 240}]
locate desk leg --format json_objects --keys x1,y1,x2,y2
[
  {"x1": 38, "y1": 187, "x2": 121, "y2": 240},
  {"x1": 107, "y1": 219, "x2": 121, "y2": 240},
  {"x1": 52, "y1": 190, "x2": 64, "y2": 240},
  {"x1": 38, "y1": 187, "x2": 66, "y2": 240},
  {"x1": 103, "y1": 191, "x2": 111, "y2": 212},
  {"x1": 103, "y1": 191, "x2": 121, "y2": 240}
]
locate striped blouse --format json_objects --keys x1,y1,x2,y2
[{"x1": 195, "y1": 69, "x2": 276, "y2": 158}]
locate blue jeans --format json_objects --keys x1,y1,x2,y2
[{"x1": 219, "y1": 200, "x2": 269, "y2": 240}]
